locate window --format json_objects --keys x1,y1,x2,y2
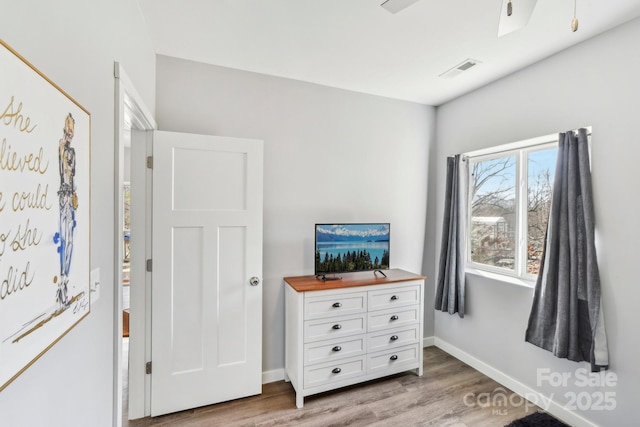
[{"x1": 466, "y1": 137, "x2": 558, "y2": 280}]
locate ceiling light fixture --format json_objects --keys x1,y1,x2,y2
[{"x1": 501, "y1": 0, "x2": 579, "y2": 34}]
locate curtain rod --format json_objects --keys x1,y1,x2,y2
[{"x1": 461, "y1": 127, "x2": 592, "y2": 161}]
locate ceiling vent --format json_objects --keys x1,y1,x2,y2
[
  {"x1": 439, "y1": 59, "x2": 482, "y2": 79},
  {"x1": 380, "y1": 0, "x2": 421, "y2": 14}
]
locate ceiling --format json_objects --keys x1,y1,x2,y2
[{"x1": 138, "y1": 0, "x2": 640, "y2": 106}]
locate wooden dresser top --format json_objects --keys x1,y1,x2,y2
[{"x1": 284, "y1": 268, "x2": 426, "y2": 292}]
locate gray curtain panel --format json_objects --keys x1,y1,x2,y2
[
  {"x1": 525, "y1": 128, "x2": 609, "y2": 371},
  {"x1": 435, "y1": 155, "x2": 466, "y2": 318}
]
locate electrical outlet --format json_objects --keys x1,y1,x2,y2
[{"x1": 90, "y1": 268, "x2": 101, "y2": 304}]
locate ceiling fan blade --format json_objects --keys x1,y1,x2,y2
[
  {"x1": 380, "y1": 0, "x2": 421, "y2": 14},
  {"x1": 498, "y1": 0, "x2": 538, "y2": 37}
]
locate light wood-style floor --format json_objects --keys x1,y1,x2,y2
[{"x1": 127, "y1": 347, "x2": 539, "y2": 427}]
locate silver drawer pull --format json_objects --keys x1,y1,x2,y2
[
  {"x1": 390, "y1": 335, "x2": 399, "y2": 341},
  {"x1": 390, "y1": 315, "x2": 399, "y2": 321},
  {"x1": 332, "y1": 302, "x2": 342, "y2": 308},
  {"x1": 390, "y1": 295, "x2": 399, "y2": 301},
  {"x1": 390, "y1": 354, "x2": 398, "y2": 361},
  {"x1": 332, "y1": 367, "x2": 342, "y2": 374},
  {"x1": 332, "y1": 346, "x2": 342, "y2": 352},
  {"x1": 332, "y1": 324, "x2": 342, "y2": 330}
]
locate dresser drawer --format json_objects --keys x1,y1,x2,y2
[
  {"x1": 304, "y1": 291, "x2": 366, "y2": 320},
  {"x1": 367, "y1": 325, "x2": 419, "y2": 353},
  {"x1": 304, "y1": 356, "x2": 366, "y2": 388},
  {"x1": 304, "y1": 314, "x2": 366, "y2": 343},
  {"x1": 367, "y1": 344, "x2": 420, "y2": 374},
  {"x1": 368, "y1": 284, "x2": 421, "y2": 311},
  {"x1": 367, "y1": 305, "x2": 419, "y2": 332},
  {"x1": 304, "y1": 336, "x2": 366, "y2": 365}
]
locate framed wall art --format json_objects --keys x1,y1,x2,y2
[{"x1": 0, "y1": 39, "x2": 91, "y2": 391}]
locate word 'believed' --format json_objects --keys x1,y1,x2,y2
[{"x1": 1, "y1": 139, "x2": 48, "y2": 174}]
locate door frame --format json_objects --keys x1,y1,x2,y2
[{"x1": 114, "y1": 63, "x2": 156, "y2": 425}]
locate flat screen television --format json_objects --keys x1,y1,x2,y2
[{"x1": 315, "y1": 223, "x2": 390, "y2": 278}]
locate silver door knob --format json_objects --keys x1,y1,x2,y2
[{"x1": 249, "y1": 276, "x2": 261, "y2": 286}]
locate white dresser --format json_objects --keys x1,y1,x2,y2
[{"x1": 284, "y1": 269, "x2": 425, "y2": 408}]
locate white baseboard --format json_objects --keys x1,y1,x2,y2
[
  {"x1": 434, "y1": 337, "x2": 598, "y2": 427},
  {"x1": 423, "y1": 336, "x2": 435, "y2": 347},
  {"x1": 262, "y1": 368, "x2": 285, "y2": 384}
]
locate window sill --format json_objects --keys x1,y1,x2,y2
[{"x1": 465, "y1": 268, "x2": 536, "y2": 289}]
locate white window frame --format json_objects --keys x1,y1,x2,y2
[{"x1": 464, "y1": 133, "x2": 561, "y2": 284}]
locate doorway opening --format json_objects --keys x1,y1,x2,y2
[
  {"x1": 115, "y1": 63, "x2": 156, "y2": 426},
  {"x1": 122, "y1": 136, "x2": 131, "y2": 423}
]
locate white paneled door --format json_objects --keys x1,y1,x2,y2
[{"x1": 150, "y1": 131, "x2": 263, "y2": 417}]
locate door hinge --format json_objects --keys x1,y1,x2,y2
[
  {"x1": 146, "y1": 361, "x2": 152, "y2": 374},
  {"x1": 146, "y1": 156, "x2": 153, "y2": 169},
  {"x1": 146, "y1": 259, "x2": 152, "y2": 272}
]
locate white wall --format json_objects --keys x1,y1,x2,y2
[
  {"x1": 155, "y1": 55, "x2": 436, "y2": 372},
  {"x1": 0, "y1": 1, "x2": 155, "y2": 426},
  {"x1": 124, "y1": 146, "x2": 131, "y2": 182},
  {"x1": 433, "y1": 18, "x2": 640, "y2": 426}
]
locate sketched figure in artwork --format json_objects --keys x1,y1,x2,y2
[{"x1": 54, "y1": 113, "x2": 78, "y2": 307}]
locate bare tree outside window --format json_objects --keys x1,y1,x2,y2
[
  {"x1": 467, "y1": 145, "x2": 557, "y2": 278},
  {"x1": 527, "y1": 149, "x2": 557, "y2": 274},
  {"x1": 123, "y1": 182, "x2": 131, "y2": 263},
  {"x1": 469, "y1": 156, "x2": 516, "y2": 270},
  {"x1": 123, "y1": 182, "x2": 131, "y2": 231}
]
